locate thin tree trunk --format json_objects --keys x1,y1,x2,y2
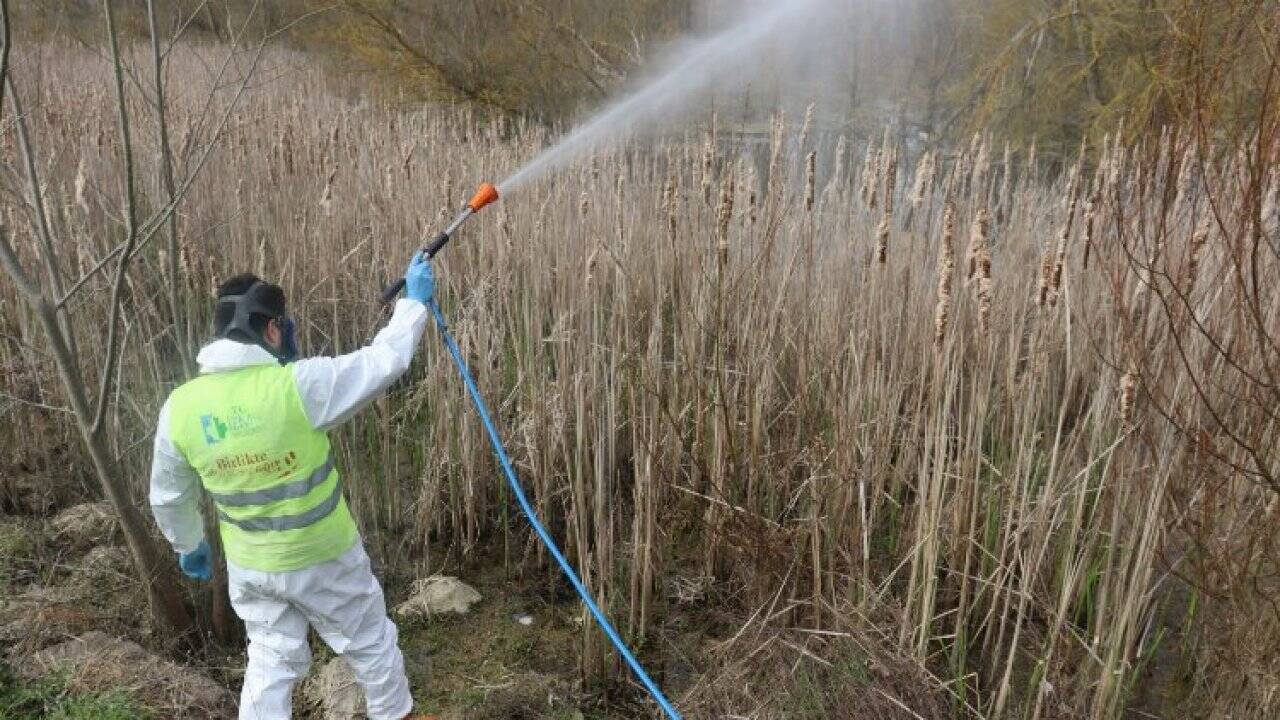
[
  {"x1": 34, "y1": 299, "x2": 194, "y2": 632},
  {"x1": 147, "y1": 0, "x2": 192, "y2": 372}
]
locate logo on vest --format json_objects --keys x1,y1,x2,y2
[
  {"x1": 200, "y1": 406, "x2": 263, "y2": 445},
  {"x1": 200, "y1": 414, "x2": 228, "y2": 445}
]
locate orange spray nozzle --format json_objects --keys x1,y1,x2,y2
[{"x1": 467, "y1": 183, "x2": 500, "y2": 212}]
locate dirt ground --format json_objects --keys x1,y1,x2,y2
[
  {"x1": 0, "y1": 508, "x2": 587, "y2": 719},
  {"x1": 0, "y1": 471, "x2": 961, "y2": 720}
]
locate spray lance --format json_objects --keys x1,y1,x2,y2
[
  {"x1": 382, "y1": 183, "x2": 683, "y2": 720},
  {"x1": 381, "y1": 182, "x2": 501, "y2": 302}
]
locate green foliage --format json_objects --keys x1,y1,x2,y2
[{"x1": 0, "y1": 664, "x2": 151, "y2": 720}]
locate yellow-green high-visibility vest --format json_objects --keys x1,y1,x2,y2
[{"x1": 168, "y1": 363, "x2": 357, "y2": 572}]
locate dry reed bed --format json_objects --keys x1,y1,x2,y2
[{"x1": 1, "y1": 47, "x2": 1277, "y2": 718}]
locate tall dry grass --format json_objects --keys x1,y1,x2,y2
[{"x1": 2, "y1": 45, "x2": 1277, "y2": 718}]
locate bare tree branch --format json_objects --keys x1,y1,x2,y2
[
  {"x1": 148, "y1": 0, "x2": 190, "y2": 370},
  {"x1": 0, "y1": 0, "x2": 8, "y2": 127}
]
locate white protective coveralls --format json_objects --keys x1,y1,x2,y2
[{"x1": 149, "y1": 299, "x2": 429, "y2": 720}]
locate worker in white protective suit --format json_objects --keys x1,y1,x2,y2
[{"x1": 149, "y1": 255, "x2": 438, "y2": 720}]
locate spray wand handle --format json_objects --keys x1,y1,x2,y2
[
  {"x1": 380, "y1": 278, "x2": 409, "y2": 304},
  {"x1": 379, "y1": 229, "x2": 449, "y2": 303}
]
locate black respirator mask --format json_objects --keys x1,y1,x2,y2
[{"x1": 216, "y1": 281, "x2": 299, "y2": 364}]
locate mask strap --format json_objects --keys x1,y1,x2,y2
[{"x1": 217, "y1": 282, "x2": 292, "y2": 362}]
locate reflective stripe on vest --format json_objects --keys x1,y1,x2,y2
[
  {"x1": 217, "y1": 475, "x2": 343, "y2": 532},
  {"x1": 206, "y1": 456, "x2": 334, "y2": 508}
]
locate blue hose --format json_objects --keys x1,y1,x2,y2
[{"x1": 427, "y1": 299, "x2": 683, "y2": 720}]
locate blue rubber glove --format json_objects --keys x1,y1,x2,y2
[
  {"x1": 178, "y1": 540, "x2": 212, "y2": 582},
  {"x1": 404, "y1": 253, "x2": 435, "y2": 304}
]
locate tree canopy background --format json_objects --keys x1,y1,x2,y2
[{"x1": 21, "y1": 0, "x2": 1277, "y2": 162}]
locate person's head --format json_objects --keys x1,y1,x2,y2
[{"x1": 213, "y1": 273, "x2": 297, "y2": 361}]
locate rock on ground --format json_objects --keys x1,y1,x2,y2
[
  {"x1": 394, "y1": 576, "x2": 482, "y2": 619},
  {"x1": 50, "y1": 502, "x2": 118, "y2": 549},
  {"x1": 304, "y1": 656, "x2": 366, "y2": 719},
  {"x1": 19, "y1": 631, "x2": 236, "y2": 719}
]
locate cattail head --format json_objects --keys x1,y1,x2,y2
[
  {"x1": 1067, "y1": 141, "x2": 1087, "y2": 207},
  {"x1": 663, "y1": 174, "x2": 679, "y2": 245},
  {"x1": 972, "y1": 136, "x2": 991, "y2": 201},
  {"x1": 967, "y1": 207, "x2": 993, "y2": 339},
  {"x1": 830, "y1": 135, "x2": 848, "y2": 196},
  {"x1": 911, "y1": 150, "x2": 934, "y2": 210},
  {"x1": 328, "y1": 119, "x2": 341, "y2": 158},
  {"x1": 1039, "y1": 179, "x2": 1080, "y2": 309},
  {"x1": 585, "y1": 244, "x2": 600, "y2": 286},
  {"x1": 934, "y1": 200, "x2": 957, "y2": 351},
  {"x1": 179, "y1": 237, "x2": 196, "y2": 291},
  {"x1": 767, "y1": 111, "x2": 786, "y2": 179},
  {"x1": 882, "y1": 146, "x2": 899, "y2": 217},
  {"x1": 804, "y1": 151, "x2": 817, "y2": 212},
  {"x1": 860, "y1": 140, "x2": 878, "y2": 208},
  {"x1": 1183, "y1": 223, "x2": 1209, "y2": 293},
  {"x1": 1119, "y1": 365, "x2": 1138, "y2": 426},
  {"x1": 716, "y1": 170, "x2": 736, "y2": 263},
  {"x1": 995, "y1": 142, "x2": 1013, "y2": 224},
  {"x1": 1081, "y1": 189, "x2": 1098, "y2": 271},
  {"x1": 798, "y1": 102, "x2": 816, "y2": 153},
  {"x1": 614, "y1": 171, "x2": 626, "y2": 247},
  {"x1": 255, "y1": 235, "x2": 267, "y2": 277},
  {"x1": 73, "y1": 158, "x2": 88, "y2": 213},
  {"x1": 765, "y1": 112, "x2": 787, "y2": 208},
  {"x1": 319, "y1": 165, "x2": 337, "y2": 216},
  {"x1": 701, "y1": 136, "x2": 715, "y2": 206},
  {"x1": 499, "y1": 203, "x2": 513, "y2": 249},
  {"x1": 280, "y1": 125, "x2": 295, "y2": 175},
  {"x1": 967, "y1": 209, "x2": 988, "y2": 284},
  {"x1": 1106, "y1": 142, "x2": 1127, "y2": 201},
  {"x1": 533, "y1": 197, "x2": 548, "y2": 240},
  {"x1": 875, "y1": 216, "x2": 890, "y2": 264},
  {"x1": 1041, "y1": 218, "x2": 1070, "y2": 310},
  {"x1": 401, "y1": 140, "x2": 415, "y2": 181}
]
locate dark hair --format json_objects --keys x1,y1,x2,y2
[{"x1": 213, "y1": 273, "x2": 286, "y2": 341}]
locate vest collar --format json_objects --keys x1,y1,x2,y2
[{"x1": 196, "y1": 339, "x2": 280, "y2": 374}]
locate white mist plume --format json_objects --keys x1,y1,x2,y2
[{"x1": 499, "y1": 0, "x2": 842, "y2": 193}]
